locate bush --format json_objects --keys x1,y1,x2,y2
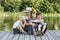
[
  {"x1": 0, "y1": 13, "x2": 60, "y2": 30},
  {"x1": 0, "y1": 0, "x2": 60, "y2": 13}
]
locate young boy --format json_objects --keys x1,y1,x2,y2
[
  {"x1": 30, "y1": 12, "x2": 45, "y2": 35},
  {"x1": 13, "y1": 16, "x2": 27, "y2": 34}
]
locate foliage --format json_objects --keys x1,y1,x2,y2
[
  {"x1": 0, "y1": 13, "x2": 60, "y2": 30},
  {"x1": 0, "y1": 0, "x2": 60, "y2": 13}
]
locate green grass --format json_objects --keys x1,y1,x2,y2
[{"x1": 0, "y1": 12, "x2": 60, "y2": 30}]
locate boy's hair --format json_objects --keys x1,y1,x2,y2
[{"x1": 36, "y1": 12, "x2": 41, "y2": 17}]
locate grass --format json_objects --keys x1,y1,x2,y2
[{"x1": 0, "y1": 12, "x2": 60, "y2": 30}]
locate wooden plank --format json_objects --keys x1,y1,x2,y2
[
  {"x1": 45, "y1": 31, "x2": 55, "y2": 40},
  {"x1": 6, "y1": 32, "x2": 15, "y2": 40},
  {"x1": 19, "y1": 34, "x2": 25, "y2": 40},
  {"x1": 53, "y1": 30, "x2": 60, "y2": 37},
  {"x1": 29, "y1": 35, "x2": 35, "y2": 40},
  {"x1": 12, "y1": 34, "x2": 19, "y2": 40},
  {"x1": 49, "y1": 31, "x2": 60, "y2": 40},
  {"x1": 0, "y1": 31, "x2": 10, "y2": 40},
  {"x1": 0, "y1": 31, "x2": 6, "y2": 39},
  {"x1": 35, "y1": 36, "x2": 41, "y2": 40},
  {"x1": 24, "y1": 35, "x2": 30, "y2": 40},
  {"x1": 41, "y1": 34, "x2": 49, "y2": 40},
  {"x1": 0, "y1": 30, "x2": 60, "y2": 40}
]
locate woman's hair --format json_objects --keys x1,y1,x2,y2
[
  {"x1": 30, "y1": 8, "x2": 35, "y2": 18},
  {"x1": 30, "y1": 11, "x2": 33, "y2": 18}
]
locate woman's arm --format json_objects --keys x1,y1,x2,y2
[
  {"x1": 25, "y1": 23, "x2": 32, "y2": 26},
  {"x1": 25, "y1": 20, "x2": 34, "y2": 26}
]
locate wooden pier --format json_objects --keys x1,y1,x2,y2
[{"x1": 0, "y1": 30, "x2": 60, "y2": 40}]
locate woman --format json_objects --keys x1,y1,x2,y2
[{"x1": 23, "y1": 7, "x2": 34, "y2": 35}]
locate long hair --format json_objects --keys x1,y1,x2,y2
[{"x1": 30, "y1": 11, "x2": 33, "y2": 18}]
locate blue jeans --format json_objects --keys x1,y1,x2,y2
[
  {"x1": 27, "y1": 24, "x2": 38, "y2": 35},
  {"x1": 27, "y1": 25, "x2": 33, "y2": 35}
]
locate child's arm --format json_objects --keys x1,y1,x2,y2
[
  {"x1": 30, "y1": 19, "x2": 40, "y2": 24},
  {"x1": 20, "y1": 21, "x2": 25, "y2": 28},
  {"x1": 23, "y1": 20, "x2": 26, "y2": 27}
]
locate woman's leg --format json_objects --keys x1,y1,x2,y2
[
  {"x1": 27, "y1": 25, "x2": 33, "y2": 35},
  {"x1": 32, "y1": 27, "x2": 37, "y2": 35},
  {"x1": 32, "y1": 24, "x2": 38, "y2": 35},
  {"x1": 27, "y1": 24, "x2": 38, "y2": 35}
]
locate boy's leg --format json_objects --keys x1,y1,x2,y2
[
  {"x1": 38, "y1": 24, "x2": 42, "y2": 31},
  {"x1": 36, "y1": 23, "x2": 47, "y2": 36},
  {"x1": 41, "y1": 23, "x2": 47, "y2": 33},
  {"x1": 36, "y1": 24, "x2": 43, "y2": 36}
]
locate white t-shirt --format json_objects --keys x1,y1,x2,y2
[
  {"x1": 38, "y1": 19, "x2": 44, "y2": 28},
  {"x1": 39, "y1": 19, "x2": 44, "y2": 25},
  {"x1": 13, "y1": 21, "x2": 21, "y2": 28}
]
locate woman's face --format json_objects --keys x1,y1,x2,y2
[{"x1": 26, "y1": 12, "x2": 31, "y2": 17}]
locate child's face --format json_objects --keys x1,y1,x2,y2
[
  {"x1": 21, "y1": 20, "x2": 25, "y2": 22},
  {"x1": 36, "y1": 15, "x2": 41, "y2": 19}
]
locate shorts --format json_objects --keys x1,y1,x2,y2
[
  {"x1": 13, "y1": 27, "x2": 28, "y2": 34},
  {"x1": 13, "y1": 28, "x2": 20, "y2": 34}
]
